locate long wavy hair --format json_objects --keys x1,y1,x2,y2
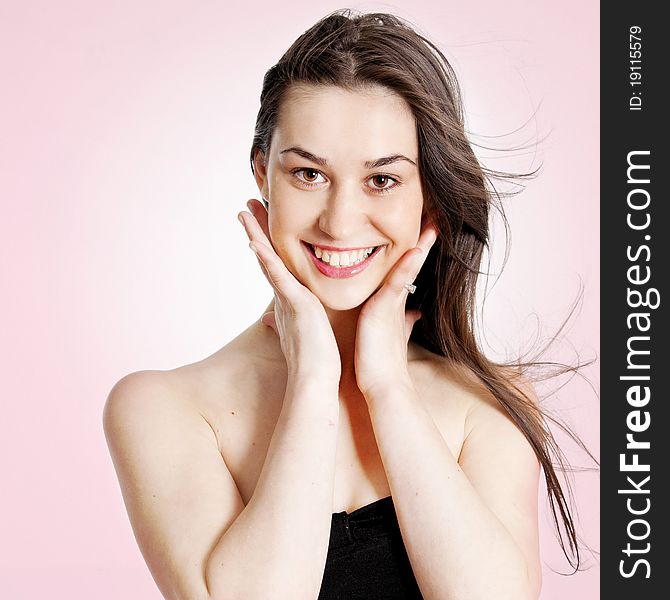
[{"x1": 249, "y1": 8, "x2": 596, "y2": 571}]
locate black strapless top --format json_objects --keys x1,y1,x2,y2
[{"x1": 318, "y1": 496, "x2": 423, "y2": 599}]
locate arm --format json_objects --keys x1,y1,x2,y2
[
  {"x1": 103, "y1": 369, "x2": 340, "y2": 600},
  {"x1": 364, "y1": 379, "x2": 542, "y2": 600},
  {"x1": 352, "y1": 218, "x2": 540, "y2": 598}
]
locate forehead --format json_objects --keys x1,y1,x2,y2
[{"x1": 272, "y1": 84, "x2": 417, "y2": 162}]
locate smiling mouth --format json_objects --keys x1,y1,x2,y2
[
  {"x1": 302, "y1": 241, "x2": 384, "y2": 279},
  {"x1": 307, "y1": 243, "x2": 380, "y2": 267}
]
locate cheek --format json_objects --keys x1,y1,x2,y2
[
  {"x1": 267, "y1": 181, "x2": 299, "y2": 230},
  {"x1": 267, "y1": 199, "x2": 311, "y2": 259},
  {"x1": 267, "y1": 211, "x2": 291, "y2": 258},
  {"x1": 383, "y1": 205, "x2": 422, "y2": 245}
]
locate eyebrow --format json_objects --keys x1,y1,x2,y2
[{"x1": 279, "y1": 146, "x2": 417, "y2": 169}]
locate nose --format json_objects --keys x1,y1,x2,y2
[{"x1": 318, "y1": 186, "x2": 368, "y2": 241}]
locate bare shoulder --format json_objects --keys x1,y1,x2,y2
[
  {"x1": 409, "y1": 345, "x2": 484, "y2": 411},
  {"x1": 461, "y1": 365, "x2": 539, "y2": 431},
  {"x1": 407, "y1": 346, "x2": 526, "y2": 460},
  {"x1": 102, "y1": 367, "x2": 248, "y2": 600},
  {"x1": 405, "y1": 344, "x2": 540, "y2": 472},
  {"x1": 454, "y1": 362, "x2": 540, "y2": 473},
  {"x1": 102, "y1": 369, "x2": 206, "y2": 460},
  {"x1": 101, "y1": 363, "x2": 225, "y2": 452},
  {"x1": 454, "y1": 364, "x2": 542, "y2": 595},
  {"x1": 101, "y1": 322, "x2": 285, "y2": 600},
  {"x1": 104, "y1": 320, "x2": 283, "y2": 430},
  {"x1": 103, "y1": 368, "x2": 185, "y2": 417},
  {"x1": 103, "y1": 320, "x2": 288, "y2": 504}
]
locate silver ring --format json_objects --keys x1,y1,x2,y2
[{"x1": 404, "y1": 283, "x2": 417, "y2": 294}]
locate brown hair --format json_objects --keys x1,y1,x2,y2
[{"x1": 249, "y1": 8, "x2": 596, "y2": 571}]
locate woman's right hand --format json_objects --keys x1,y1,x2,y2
[{"x1": 238, "y1": 199, "x2": 341, "y2": 385}]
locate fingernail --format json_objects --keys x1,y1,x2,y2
[{"x1": 238, "y1": 213, "x2": 245, "y2": 225}]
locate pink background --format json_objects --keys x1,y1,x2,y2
[{"x1": 0, "y1": 1, "x2": 599, "y2": 598}]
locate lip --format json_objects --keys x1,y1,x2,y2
[
  {"x1": 302, "y1": 241, "x2": 384, "y2": 279},
  {"x1": 309, "y1": 242, "x2": 376, "y2": 252}
]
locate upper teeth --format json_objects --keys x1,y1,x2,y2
[{"x1": 313, "y1": 245, "x2": 376, "y2": 267}]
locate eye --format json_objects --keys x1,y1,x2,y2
[
  {"x1": 367, "y1": 174, "x2": 400, "y2": 194},
  {"x1": 291, "y1": 168, "x2": 327, "y2": 187}
]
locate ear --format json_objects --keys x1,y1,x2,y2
[{"x1": 252, "y1": 149, "x2": 270, "y2": 204}]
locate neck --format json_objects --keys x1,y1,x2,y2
[
  {"x1": 261, "y1": 298, "x2": 362, "y2": 392},
  {"x1": 323, "y1": 304, "x2": 361, "y2": 389}
]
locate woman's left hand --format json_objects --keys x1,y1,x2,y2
[{"x1": 354, "y1": 221, "x2": 438, "y2": 399}]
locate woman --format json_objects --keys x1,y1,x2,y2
[{"x1": 104, "y1": 10, "x2": 586, "y2": 600}]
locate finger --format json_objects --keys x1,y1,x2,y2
[
  {"x1": 386, "y1": 224, "x2": 439, "y2": 297},
  {"x1": 238, "y1": 208, "x2": 274, "y2": 251},
  {"x1": 370, "y1": 219, "x2": 438, "y2": 301},
  {"x1": 240, "y1": 209, "x2": 315, "y2": 305},
  {"x1": 404, "y1": 309, "x2": 422, "y2": 344},
  {"x1": 375, "y1": 246, "x2": 426, "y2": 301},
  {"x1": 240, "y1": 210, "x2": 298, "y2": 295},
  {"x1": 249, "y1": 242, "x2": 274, "y2": 284},
  {"x1": 247, "y1": 199, "x2": 273, "y2": 244},
  {"x1": 248, "y1": 241, "x2": 304, "y2": 302},
  {"x1": 261, "y1": 310, "x2": 278, "y2": 334},
  {"x1": 415, "y1": 220, "x2": 439, "y2": 255}
]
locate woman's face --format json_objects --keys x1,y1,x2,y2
[{"x1": 254, "y1": 84, "x2": 424, "y2": 311}]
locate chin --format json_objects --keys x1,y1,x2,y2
[
  {"x1": 319, "y1": 297, "x2": 367, "y2": 312},
  {"x1": 285, "y1": 253, "x2": 390, "y2": 312},
  {"x1": 310, "y1": 285, "x2": 375, "y2": 312}
]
